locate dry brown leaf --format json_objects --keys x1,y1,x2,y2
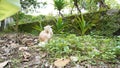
[
  {"x1": 54, "y1": 58, "x2": 70, "y2": 68},
  {"x1": 25, "y1": 40, "x2": 34, "y2": 46},
  {"x1": 19, "y1": 47, "x2": 28, "y2": 51},
  {"x1": 0, "y1": 60, "x2": 11, "y2": 68},
  {"x1": 10, "y1": 43, "x2": 18, "y2": 48},
  {"x1": 41, "y1": 52, "x2": 47, "y2": 58},
  {"x1": 0, "y1": 40, "x2": 5, "y2": 43},
  {"x1": 22, "y1": 38, "x2": 28, "y2": 44},
  {"x1": 23, "y1": 51, "x2": 31, "y2": 62}
]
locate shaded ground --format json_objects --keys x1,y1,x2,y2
[
  {"x1": 0, "y1": 33, "x2": 49, "y2": 68},
  {"x1": 0, "y1": 33, "x2": 120, "y2": 68}
]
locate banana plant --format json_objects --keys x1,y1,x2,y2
[{"x1": 0, "y1": 0, "x2": 21, "y2": 21}]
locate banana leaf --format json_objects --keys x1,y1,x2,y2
[{"x1": 0, "y1": 0, "x2": 21, "y2": 21}]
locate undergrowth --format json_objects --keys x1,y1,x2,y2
[{"x1": 44, "y1": 34, "x2": 120, "y2": 64}]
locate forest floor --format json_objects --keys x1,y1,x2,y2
[{"x1": 0, "y1": 33, "x2": 120, "y2": 68}]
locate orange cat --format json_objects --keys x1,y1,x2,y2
[{"x1": 38, "y1": 25, "x2": 53, "y2": 46}]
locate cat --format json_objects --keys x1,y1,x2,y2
[{"x1": 38, "y1": 25, "x2": 53, "y2": 47}]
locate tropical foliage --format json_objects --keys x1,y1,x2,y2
[{"x1": 0, "y1": 0, "x2": 21, "y2": 21}]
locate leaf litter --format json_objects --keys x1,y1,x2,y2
[{"x1": 0, "y1": 33, "x2": 74, "y2": 68}]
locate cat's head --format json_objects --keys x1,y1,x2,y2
[{"x1": 44, "y1": 25, "x2": 52, "y2": 31}]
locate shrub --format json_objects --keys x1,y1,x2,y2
[{"x1": 44, "y1": 34, "x2": 119, "y2": 64}]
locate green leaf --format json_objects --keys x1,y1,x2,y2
[
  {"x1": 0, "y1": 0, "x2": 21, "y2": 21},
  {"x1": 53, "y1": 0, "x2": 66, "y2": 11}
]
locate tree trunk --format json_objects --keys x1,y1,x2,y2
[
  {"x1": 0, "y1": 20, "x2": 5, "y2": 31},
  {"x1": 13, "y1": 13, "x2": 19, "y2": 32},
  {"x1": 59, "y1": 10, "x2": 64, "y2": 17},
  {"x1": 70, "y1": 6, "x2": 74, "y2": 14},
  {"x1": 73, "y1": 0, "x2": 81, "y2": 13}
]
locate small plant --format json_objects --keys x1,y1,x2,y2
[
  {"x1": 53, "y1": 17, "x2": 66, "y2": 34},
  {"x1": 74, "y1": 14, "x2": 95, "y2": 35},
  {"x1": 46, "y1": 37, "x2": 71, "y2": 58},
  {"x1": 32, "y1": 21, "x2": 43, "y2": 31},
  {"x1": 10, "y1": 57, "x2": 22, "y2": 68}
]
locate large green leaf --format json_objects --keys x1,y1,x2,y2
[{"x1": 0, "y1": 0, "x2": 21, "y2": 21}]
